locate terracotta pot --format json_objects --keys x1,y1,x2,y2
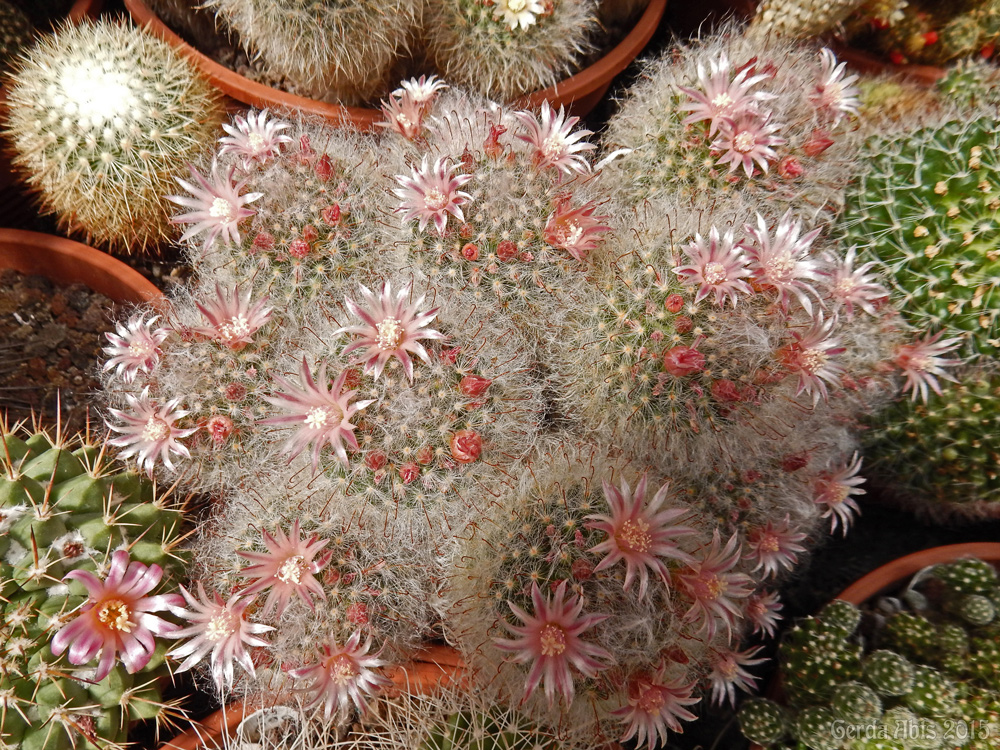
[
  {"x1": 123, "y1": 0, "x2": 667, "y2": 127},
  {"x1": 749, "y1": 542, "x2": 1000, "y2": 750},
  {"x1": 159, "y1": 645, "x2": 467, "y2": 750},
  {"x1": 0, "y1": 228, "x2": 163, "y2": 305},
  {"x1": 67, "y1": 0, "x2": 103, "y2": 21}
]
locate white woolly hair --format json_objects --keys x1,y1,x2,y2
[
  {"x1": 442, "y1": 442, "x2": 730, "y2": 739},
  {"x1": 601, "y1": 22, "x2": 866, "y2": 223},
  {"x1": 552, "y1": 196, "x2": 901, "y2": 479},
  {"x1": 423, "y1": 0, "x2": 599, "y2": 102},
  {"x1": 185, "y1": 476, "x2": 444, "y2": 704}
]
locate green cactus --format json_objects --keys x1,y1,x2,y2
[
  {"x1": 956, "y1": 595, "x2": 997, "y2": 626},
  {"x1": 781, "y1": 620, "x2": 864, "y2": 703},
  {"x1": 936, "y1": 558, "x2": 1000, "y2": 596},
  {"x1": 831, "y1": 681, "x2": 883, "y2": 725},
  {"x1": 902, "y1": 666, "x2": 960, "y2": 719},
  {"x1": 738, "y1": 697, "x2": 789, "y2": 746},
  {"x1": 864, "y1": 650, "x2": 917, "y2": 696},
  {"x1": 418, "y1": 709, "x2": 557, "y2": 750},
  {"x1": 3, "y1": 19, "x2": 224, "y2": 253},
  {"x1": 819, "y1": 600, "x2": 863, "y2": 638},
  {"x1": 884, "y1": 613, "x2": 940, "y2": 664},
  {"x1": 0, "y1": 422, "x2": 187, "y2": 750},
  {"x1": 794, "y1": 705, "x2": 840, "y2": 750}
]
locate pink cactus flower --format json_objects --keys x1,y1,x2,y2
[
  {"x1": 167, "y1": 161, "x2": 262, "y2": 251},
  {"x1": 288, "y1": 631, "x2": 390, "y2": 718},
  {"x1": 746, "y1": 590, "x2": 783, "y2": 638},
  {"x1": 378, "y1": 90, "x2": 425, "y2": 140},
  {"x1": 779, "y1": 312, "x2": 846, "y2": 404},
  {"x1": 814, "y1": 452, "x2": 865, "y2": 535},
  {"x1": 745, "y1": 515, "x2": 808, "y2": 579},
  {"x1": 677, "y1": 530, "x2": 754, "y2": 641},
  {"x1": 585, "y1": 475, "x2": 696, "y2": 599},
  {"x1": 662, "y1": 345, "x2": 706, "y2": 377},
  {"x1": 493, "y1": 580, "x2": 611, "y2": 706},
  {"x1": 335, "y1": 282, "x2": 445, "y2": 382},
  {"x1": 678, "y1": 53, "x2": 776, "y2": 136},
  {"x1": 744, "y1": 211, "x2": 823, "y2": 314},
  {"x1": 708, "y1": 645, "x2": 767, "y2": 707},
  {"x1": 810, "y1": 48, "x2": 861, "y2": 125},
  {"x1": 392, "y1": 74, "x2": 448, "y2": 106},
  {"x1": 894, "y1": 330, "x2": 962, "y2": 403},
  {"x1": 167, "y1": 584, "x2": 273, "y2": 691},
  {"x1": 238, "y1": 520, "x2": 332, "y2": 616},
  {"x1": 218, "y1": 109, "x2": 292, "y2": 169},
  {"x1": 394, "y1": 157, "x2": 473, "y2": 235},
  {"x1": 102, "y1": 313, "x2": 170, "y2": 384},
  {"x1": 712, "y1": 112, "x2": 785, "y2": 177},
  {"x1": 543, "y1": 200, "x2": 610, "y2": 261},
  {"x1": 107, "y1": 389, "x2": 197, "y2": 475},
  {"x1": 612, "y1": 668, "x2": 700, "y2": 750},
  {"x1": 515, "y1": 102, "x2": 596, "y2": 174},
  {"x1": 821, "y1": 246, "x2": 888, "y2": 318},
  {"x1": 51, "y1": 549, "x2": 183, "y2": 682},
  {"x1": 259, "y1": 358, "x2": 373, "y2": 470},
  {"x1": 673, "y1": 226, "x2": 753, "y2": 307},
  {"x1": 195, "y1": 284, "x2": 272, "y2": 349}
]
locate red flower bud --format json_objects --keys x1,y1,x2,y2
[
  {"x1": 224, "y1": 383, "x2": 247, "y2": 402},
  {"x1": 252, "y1": 231, "x2": 275, "y2": 252},
  {"x1": 346, "y1": 603, "x2": 368, "y2": 624},
  {"x1": 664, "y1": 294, "x2": 685, "y2": 313},
  {"x1": 322, "y1": 204, "x2": 341, "y2": 226},
  {"x1": 497, "y1": 240, "x2": 518, "y2": 262},
  {"x1": 781, "y1": 450, "x2": 810, "y2": 472},
  {"x1": 778, "y1": 155, "x2": 804, "y2": 179},
  {"x1": 399, "y1": 461, "x2": 420, "y2": 484},
  {"x1": 302, "y1": 224, "x2": 319, "y2": 243},
  {"x1": 459, "y1": 374, "x2": 492, "y2": 397},
  {"x1": 802, "y1": 130, "x2": 835, "y2": 157},
  {"x1": 289, "y1": 238, "x2": 310, "y2": 259},
  {"x1": 450, "y1": 429, "x2": 482, "y2": 463},
  {"x1": 365, "y1": 451, "x2": 387, "y2": 472},
  {"x1": 674, "y1": 315, "x2": 694, "y2": 334},
  {"x1": 315, "y1": 154, "x2": 334, "y2": 181},
  {"x1": 662, "y1": 346, "x2": 705, "y2": 377},
  {"x1": 571, "y1": 558, "x2": 594, "y2": 580},
  {"x1": 461, "y1": 243, "x2": 479, "y2": 261},
  {"x1": 711, "y1": 378, "x2": 743, "y2": 403},
  {"x1": 206, "y1": 415, "x2": 234, "y2": 445},
  {"x1": 415, "y1": 445, "x2": 434, "y2": 465}
]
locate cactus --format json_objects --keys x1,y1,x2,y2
[
  {"x1": 201, "y1": 0, "x2": 420, "y2": 104},
  {"x1": 864, "y1": 650, "x2": 916, "y2": 696},
  {"x1": 738, "y1": 697, "x2": 789, "y2": 746},
  {"x1": 0, "y1": 421, "x2": 187, "y2": 750},
  {"x1": 937, "y1": 58, "x2": 1000, "y2": 109},
  {"x1": 601, "y1": 30, "x2": 865, "y2": 216},
  {"x1": 936, "y1": 557, "x2": 1000, "y2": 595},
  {"x1": 749, "y1": 0, "x2": 868, "y2": 39},
  {"x1": 3, "y1": 19, "x2": 224, "y2": 253},
  {"x1": 423, "y1": 0, "x2": 599, "y2": 102},
  {"x1": 0, "y1": 1, "x2": 31, "y2": 75}
]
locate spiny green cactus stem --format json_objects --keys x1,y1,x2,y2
[
  {"x1": 936, "y1": 557, "x2": 1000, "y2": 595},
  {"x1": 0, "y1": 421, "x2": 189, "y2": 750},
  {"x1": 864, "y1": 649, "x2": 916, "y2": 696},
  {"x1": 4, "y1": 19, "x2": 224, "y2": 254},
  {"x1": 738, "y1": 697, "x2": 789, "y2": 746}
]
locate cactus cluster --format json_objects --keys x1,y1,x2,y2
[
  {"x1": 750, "y1": 0, "x2": 868, "y2": 39},
  {"x1": 3, "y1": 19, "x2": 224, "y2": 253},
  {"x1": 0, "y1": 421, "x2": 187, "y2": 750},
  {"x1": 839, "y1": 100, "x2": 1000, "y2": 516},
  {"x1": 739, "y1": 557, "x2": 1000, "y2": 750}
]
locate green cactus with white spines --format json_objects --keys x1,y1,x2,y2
[
  {"x1": 3, "y1": 19, "x2": 224, "y2": 254},
  {"x1": 201, "y1": 0, "x2": 420, "y2": 104},
  {"x1": 0, "y1": 1, "x2": 31, "y2": 75},
  {"x1": 864, "y1": 650, "x2": 916, "y2": 696},
  {"x1": 0, "y1": 422, "x2": 187, "y2": 750},
  {"x1": 423, "y1": 0, "x2": 599, "y2": 102},
  {"x1": 739, "y1": 697, "x2": 790, "y2": 746},
  {"x1": 937, "y1": 58, "x2": 1000, "y2": 109}
]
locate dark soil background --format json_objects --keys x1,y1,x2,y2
[{"x1": 2, "y1": 2, "x2": 998, "y2": 749}]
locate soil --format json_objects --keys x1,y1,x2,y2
[{"x1": 0, "y1": 269, "x2": 116, "y2": 434}]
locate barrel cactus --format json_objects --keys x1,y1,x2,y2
[
  {"x1": 0, "y1": 422, "x2": 187, "y2": 750},
  {"x1": 3, "y1": 19, "x2": 224, "y2": 253}
]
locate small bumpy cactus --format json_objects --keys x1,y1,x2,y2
[
  {"x1": 750, "y1": 0, "x2": 868, "y2": 39},
  {"x1": 4, "y1": 19, "x2": 223, "y2": 253},
  {"x1": 841, "y1": 106, "x2": 1000, "y2": 515},
  {"x1": 201, "y1": 0, "x2": 420, "y2": 104},
  {"x1": 937, "y1": 58, "x2": 1000, "y2": 109},
  {"x1": 423, "y1": 0, "x2": 599, "y2": 102},
  {"x1": 601, "y1": 30, "x2": 865, "y2": 216},
  {"x1": 740, "y1": 557, "x2": 1000, "y2": 750},
  {"x1": 0, "y1": 422, "x2": 187, "y2": 750},
  {"x1": 739, "y1": 697, "x2": 790, "y2": 745},
  {"x1": 0, "y1": 1, "x2": 31, "y2": 75}
]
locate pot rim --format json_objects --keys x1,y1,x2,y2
[{"x1": 123, "y1": 0, "x2": 667, "y2": 127}]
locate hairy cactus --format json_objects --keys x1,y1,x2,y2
[
  {"x1": 601, "y1": 30, "x2": 865, "y2": 216},
  {"x1": 383, "y1": 91, "x2": 611, "y2": 333},
  {"x1": 0, "y1": 422, "x2": 187, "y2": 750},
  {"x1": 423, "y1": 0, "x2": 599, "y2": 102},
  {"x1": 201, "y1": 0, "x2": 420, "y2": 104},
  {"x1": 0, "y1": 1, "x2": 31, "y2": 75},
  {"x1": 4, "y1": 19, "x2": 223, "y2": 253},
  {"x1": 750, "y1": 0, "x2": 868, "y2": 39}
]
